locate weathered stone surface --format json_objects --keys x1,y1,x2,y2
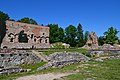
[
  {"x1": 0, "y1": 66, "x2": 27, "y2": 75},
  {"x1": 0, "y1": 49, "x2": 42, "y2": 68},
  {"x1": 101, "y1": 44, "x2": 113, "y2": 50},
  {"x1": 95, "y1": 55, "x2": 120, "y2": 62},
  {"x1": 87, "y1": 50, "x2": 120, "y2": 57},
  {"x1": 38, "y1": 52, "x2": 91, "y2": 70},
  {"x1": 1, "y1": 20, "x2": 50, "y2": 49},
  {"x1": 100, "y1": 44, "x2": 120, "y2": 50},
  {"x1": 84, "y1": 32, "x2": 98, "y2": 49}
]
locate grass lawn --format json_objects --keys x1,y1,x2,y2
[
  {"x1": 0, "y1": 59, "x2": 119, "y2": 80},
  {"x1": 63, "y1": 59, "x2": 120, "y2": 80}
]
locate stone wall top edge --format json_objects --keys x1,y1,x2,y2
[{"x1": 6, "y1": 20, "x2": 49, "y2": 28}]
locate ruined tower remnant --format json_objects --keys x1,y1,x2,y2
[
  {"x1": 1, "y1": 20, "x2": 50, "y2": 49},
  {"x1": 84, "y1": 32, "x2": 98, "y2": 49}
]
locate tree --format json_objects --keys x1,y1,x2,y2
[
  {"x1": 76, "y1": 23, "x2": 84, "y2": 47},
  {"x1": 104, "y1": 27, "x2": 119, "y2": 45},
  {"x1": 98, "y1": 36, "x2": 106, "y2": 46},
  {"x1": 84, "y1": 31, "x2": 89, "y2": 42},
  {"x1": 47, "y1": 24, "x2": 59, "y2": 43},
  {"x1": 77, "y1": 23, "x2": 83, "y2": 41},
  {"x1": 58, "y1": 27, "x2": 65, "y2": 42},
  {"x1": 0, "y1": 11, "x2": 9, "y2": 45},
  {"x1": 17, "y1": 17, "x2": 38, "y2": 25},
  {"x1": 65, "y1": 25, "x2": 77, "y2": 47},
  {"x1": 48, "y1": 24, "x2": 65, "y2": 43}
]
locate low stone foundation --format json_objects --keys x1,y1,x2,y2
[
  {"x1": 87, "y1": 50, "x2": 120, "y2": 57},
  {"x1": 1, "y1": 43, "x2": 50, "y2": 49},
  {"x1": 0, "y1": 66, "x2": 27, "y2": 75},
  {"x1": 38, "y1": 52, "x2": 91, "y2": 70},
  {"x1": 0, "y1": 50, "x2": 42, "y2": 68}
]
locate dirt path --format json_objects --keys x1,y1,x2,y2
[{"x1": 16, "y1": 73, "x2": 73, "y2": 80}]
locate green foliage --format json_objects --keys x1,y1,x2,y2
[
  {"x1": 118, "y1": 39, "x2": 120, "y2": 44},
  {"x1": 98, "y1": 36, "x2": 106, "y2": 46},
  {"x1": 17, "y1": 17, "x2": 38, "y2": 25},
  {"x1": 65, "y1": 25, "x2": 77, "y2": 47},
  {"x1": 104, "y1": 27, "x2": 119, "y2": 45},
  {"x1": 84, "y1": 31, "x2": 89, "y2": 42},
  {"x1": 58, "y1": 27, "x2": 65, "y2": 42},
  {"x1": 77, "y1": 23, "x2": 84, "y2": 42},
  {"x1": 76, "y1": 24, "x2": 84, "y2": 47},
  {"x1": 48, "y1": 24, "x2": 65, "y2": 43},
  {"x1": 51, "y1": 42, "x2": 64, "y2": 48},
  {"x1": 0, "y1": 11, "x2": 9, "y2": 45}
]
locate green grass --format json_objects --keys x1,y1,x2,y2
[
  {"x1": 19, "y1": 62, "x2": 46, "y2": 71},
  {"x1": 0, "y1": 48, "x2": 119, "y2": 80},
  {"x1": 63, "y1": 59, "x2": 120, "y2": 80},
  {"x1": 0, "y1": 62, "x2": 46, "y2": 80},
  {"x1": 0, "y1": 59, "x2": 119, "y2": 80}
]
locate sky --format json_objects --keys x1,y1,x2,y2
[{"x1": 0, "y1": 0, "x2": 120, "y2": 38}]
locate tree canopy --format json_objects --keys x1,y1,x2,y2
[
  {"x1": 17, "y1": 17, "x2": 38, "y2": 25},
  {"x1": 47, "y1": 24, "x2": 65, "y2": 43},
  {"x1": 104, "y1": 27, "x2": 119, "y2": 45},
  {"x1": 0, "y1": 11, "x2": 9, "y2": 45},
  {"x1": 76, "y1": 23, "x2": 85, "y2": 47},
  {"x1": 65, "y1": 25, "x2": 77, "y2": 47}
]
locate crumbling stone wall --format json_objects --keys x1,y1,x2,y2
[
  {"x1": 38, "y1": 52, "x2": 91, "y2": 70},
  {"x1": 0, "y1": 49, "x2": 42, "y2": 68},
  {"x1": 1, "y1": 20, "x2": 50, "y2": 49},
  {"x1": 84, "y1": 32, "x2": 98, "y2": 49}
]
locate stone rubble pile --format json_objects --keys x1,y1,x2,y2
[
  {"x1": 87, "y1": 50, "x2": 120, "y2": 57},
  {"x1": 0, "y1": 49, "x2": 42, "y2": 75},
  {"x1": 95, "y1": 54, "x2": 120, "y2": 62},
  {"x1": 38, "y1": 52, "x2": 91, "y2": 70},
  {"x1": 101, "y1": 44, "x2": 120, "y2": 50},
  {"x1": 0, "y1": 50, "x2": 42, "y2": 67}
]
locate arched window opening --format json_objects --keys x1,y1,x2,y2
[
  {"x1": 45, "y1": 39, "x2": 47, "y2": 43},
  {"x1": 40, "y1": 39, "x2": 42, "y2": 43},
  {"x1": 10, "y1": 38, "x2": 14, "y2": 42},
  {"x1": 18, "y1": 30, "x2": 28, "y2": 43}
]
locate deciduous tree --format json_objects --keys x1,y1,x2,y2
[
  {"x1": 98, "y1": 36, "x2": 106, "y2": 46},
  {"x1": 104, "y1": 27, "x2": 119, "y2": 45},
  {"x1": 65, "y1": 25, "x2": 77, "y2": 47},
  {"x1": 17, "y1": 17, "x2": 38, "y2": 25}
]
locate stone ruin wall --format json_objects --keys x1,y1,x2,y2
[
  {"x1": 0, "y1": 49, "x2": 42, "y2": 68},
  {"x1": 84, "y1": 32, "x2": 120, "y2": 50},
  {"x1": 84, "y1": 32, "x2": 99, "y2": 49},
  {"x1": 1, "y1": 20, "x2": 50, "y2": 49}
]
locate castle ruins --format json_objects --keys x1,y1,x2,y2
[{"x1": 1, "y1": 20, "x2": 50, "y2": 49}]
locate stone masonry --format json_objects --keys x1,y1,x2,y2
[
  {"x1": 1, "y1": 20, "x2": 50, "y2": 49},
  {"x1": 84, "y1": 32, "x2": 98, "y2": 49}
]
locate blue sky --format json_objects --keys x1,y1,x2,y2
[{"x1": 0, "y1": 0, "x2": 120, "y2": 38}]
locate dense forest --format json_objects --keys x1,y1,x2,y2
[{"x1": 0, "y1": 11, "x2": 120, "y2": 47}]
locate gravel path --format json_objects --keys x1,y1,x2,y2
[{"x1": 16, "y1": 73, "x2": 72, "y2": 80}]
